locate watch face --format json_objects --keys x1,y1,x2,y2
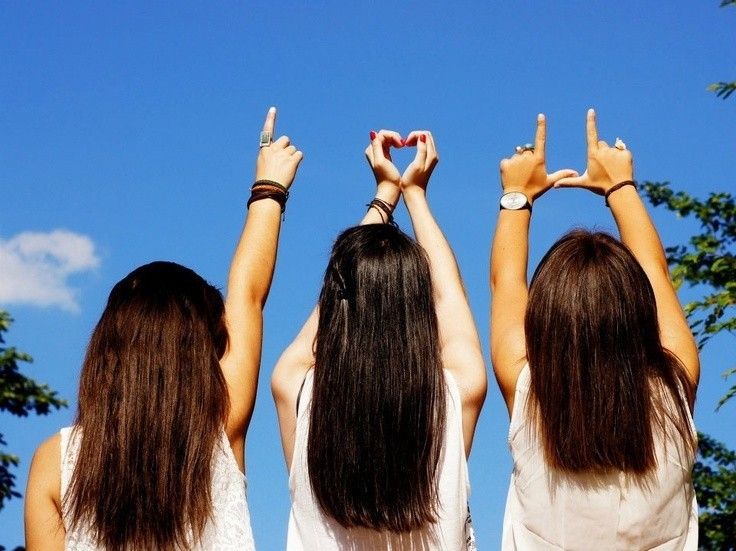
[{"x1": 501, "y1": 191, "x2": 528, "y2": 210}]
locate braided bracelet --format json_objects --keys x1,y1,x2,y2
[
  {"x1": 605, "y1": 180, "x2": 637, "y2": 207},
  {"x1": 252, "y1": 179, "x2": 289, "y2": 195},
  {"x1": 247, "y1": 187, "x2": 288, "y2": 213}
]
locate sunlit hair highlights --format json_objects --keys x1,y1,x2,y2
[
  {"x1": 525, "y1": 230, "x2": 695, "y2": 474},
  {"x1": 66, "y1": 261, "x2": 229, "y2": 550},
  {"x1": 308, "y1": 224, "x2": 446, "y2": 532}
]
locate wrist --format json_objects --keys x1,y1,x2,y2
[
  {"x1": 605, "y1": 180, "x2": 639, "y2": 208},
  {"x1": 401, "y1": 184, "x2": 426, "y2": 198}
]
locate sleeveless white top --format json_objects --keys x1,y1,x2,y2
[
  {"x1": 502, "y1": 365, "x2": 698, "y2": 550},
  {"x1": 287, "y1": 369, "x2": 476, "y2": 551},
  {"x1": 59, "y1": 426, "x2": 255, "y2": 550}
]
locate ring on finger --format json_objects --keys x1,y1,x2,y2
[
  {"x1": 614, "y1": 137, "x2": 627, "y2": 151},
  {"x1": 515, "y1": 143, "x2": 535, "y2": 155},
  {"x1": 259, "y1": 131, "x2": 273, "y2": 148}
]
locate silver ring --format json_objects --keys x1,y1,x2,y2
[
  {"x1": 515, "y1": 143, "x2": 535, "y2": 154},
  {"x1": 614, "y1": 137, "x2": 627, "y2": 151},
  {"x1": 259, "y1": 131, "x2": 273, "y2": 148}
]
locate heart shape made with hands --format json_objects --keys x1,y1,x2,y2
[{"x1": 365, "y1": 130, "x2": 439, "y2": 188}]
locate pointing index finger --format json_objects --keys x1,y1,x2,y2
[
  {"x1": 262, "y1": 106, "x2": 276, "y2": 135},
  {"x1": 587, "y1": 108, "x2": 598, "y2": 151},
  {"x1": 534, "y1": 113, "x2": 546, "y2": 155}
]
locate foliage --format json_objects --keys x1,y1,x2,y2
[
  {"x1": 694, "y1": 433, "x2": 736, "y2": 550},
  {"x1": 0, "y1": 311, "x2": 67, "y2": 510},
  {"x1": 641, "y1": 182, "x2": 735, "y2": 409},
  {"x1": 708, "y1": 82, "x2": 736, "y2": 100}
]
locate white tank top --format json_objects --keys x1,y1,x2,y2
[
  {"x1": 59, "y1": 426, "x2": 256, "y2": 550},
  {"x1": 502, "y1": 365, "x2": 698, "y2": 550},
  {"x1": 287, "y1": 369, "x2": 476, "y2": 551}
]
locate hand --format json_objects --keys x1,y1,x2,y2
[
  {"x1": 365, "y1": 130, "x2": 404, "y2": 188},
  {"x1": 255, "y1": 107, "x2": 304, "y2": 189},
  {"x1": 499, "y1": 114, "x2": 577, "y2": 202},
  {"x1": 401, "y1": 131, "x2": 439, "y2": 193},
  {"x1": 554, "y1": 109, "x2": 633, "y2": 194}
]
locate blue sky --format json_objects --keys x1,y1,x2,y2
[{"x1": 1, "y1": 2, "x2": 734, "y2": 549}]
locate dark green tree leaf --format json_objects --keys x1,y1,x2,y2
[{"x1": 0, "y1": 311, "x2": 67, "y2": 511}]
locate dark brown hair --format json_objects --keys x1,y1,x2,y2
[
  {"x1": 308, "y1": 224, "x2": 446, "y2": 532},
  {"x1": 65, "y1": 261, "x2": 229, "y2": 550},
  {"x1": 525, "y1": 230, "x2": 695, "y2": 474}
]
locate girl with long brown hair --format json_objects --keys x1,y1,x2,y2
[
  {"x1": 491, "y1": 110, "x2": 699, "y2": 549},
  {"x1": 24, "y1": 108, "x2": 303, "y2": 550},
  {"x1": 272, "y1": 130, "x2": 487, "y2": 550}
]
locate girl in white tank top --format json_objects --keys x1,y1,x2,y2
[
  {"x1": 273, "y1": 129, "x2": 486, "y2": 551},
  {"x1": 24, "y1": 107, "x2": 303, "y2": 550},
  {"x1": 490, "y1": 111, "x2": 699, "y2": 550}
]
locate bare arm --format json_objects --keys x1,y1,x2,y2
[
  {"x1": 25, "y1": 435, "x2": 64, "y2": 551},
  {"x1": 220, "y1": 107, "x2": 303, "y2": 458},
  {"x1": 271, "y1": 130, "x2": 403, "y2": 469},
  {"x1": 400, "y1": 131, "x2": 486, "y2": 455},
  {"x1": 490, "y1": 115, "x2": 578, "y2": 415},
  {"x1": 555, "y1": 109, "x2": 699, "y2": 389}
]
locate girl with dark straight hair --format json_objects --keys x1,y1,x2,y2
[
  {"x1": 491, "y1": 110, "x2": 699, "y2": 549},
  {"x1": 273, "y1": 130, "x2": 487, "y2": 550},
  {"x1": 24, "y1": 108, "x2": 303, "y2": 550}
]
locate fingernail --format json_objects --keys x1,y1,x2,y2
[
  {"x1": 420, "y1": 134, "x2": 427, "y2": 143},
  {"x1": 370, "y1": 131, "x2": 377, "y2": 140},
  {"x1": 269, "y1": 106, "x2": 276, "y2": 113},
  {"x1": 538, "y1": 113, "x2": 545, "y2": 121},
  {"x1": 588, "y1": 108, "x2": 595, "y2": 116}
]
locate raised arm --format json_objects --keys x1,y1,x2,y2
[
  {"x1": 220, "y1": 107, "x2": 303, "y2": 453},
  {"x1": 555, "y1": 109, "x2": 700, "y2": 389},
  {"x1": 400, "y1": 131, "x2": 486, "y2": 454},
  {"x1": 490, "y1": 115, "x2": 577, "y2": 415},
  {"x1": 271, "y1": 130, "x2": 403, "y2": 468}
]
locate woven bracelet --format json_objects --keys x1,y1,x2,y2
[{"x1": 247, "y1": 188, "x2": 288, "y2": 213}]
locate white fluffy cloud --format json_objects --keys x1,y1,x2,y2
[{"x1": 0, "y1": 230, "x2": 101, "y2": 312}]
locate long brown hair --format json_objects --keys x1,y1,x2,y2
[
  {"x1": 308, "y1": 224, "x2": 446, "y2": 532},
  {"x1": 525, "y1": 230, "x2": 695, "y2": 474},
  {"x1": 65, "y1": 261, "x2": 229, "y2": 550}
]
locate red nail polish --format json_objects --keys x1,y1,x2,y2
[
  {"x1": 420, "y1": 134, "x2": 427, "y2": 143},
  {"x1": 370, "y1": 131, "x2": 377, "y2": 140}
]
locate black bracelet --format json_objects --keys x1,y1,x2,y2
[
  {"x1": 605, "y1": 180, "x2": 637, "y2": 207},
  {"x1": 366, "y1": 198, "x2": 397, "y2": 227}
]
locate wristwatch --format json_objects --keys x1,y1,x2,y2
[{"x1": 500, "y1": 191, "x2": 531, "y2": 211}]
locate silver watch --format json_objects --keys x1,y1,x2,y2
[{"x1": 500, "y1": 191, "x2": 531, "y2": 211}]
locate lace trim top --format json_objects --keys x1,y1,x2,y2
[{"x1": 59, "y1": 425, "x2": 255, "y2": 550}]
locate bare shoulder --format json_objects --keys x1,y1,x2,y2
[
  {"x1": 25, "y1": 433, "x2": 65, "y2": 550},
  {"x1": 29, "y1": 433, "x2": 62, "y2": 502}
]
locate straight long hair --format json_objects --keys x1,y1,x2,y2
[
  {"x1": 65, "y1": 261, "x2": 229, "y2": 550},
  {"x1": 525, "y1": 230, "x2": 695, "y2": 474},
  {"x1": 308, "y1": 224, "x2": 446, "y2": 532}
]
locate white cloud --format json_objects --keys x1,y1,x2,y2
[{"x1": 0, "y1": 230, "x2": 101, "y2": 312}]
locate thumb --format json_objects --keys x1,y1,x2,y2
[
  {"x1": 553, "y1": 171, "x2": 588, "y2": 188},
  {"x1": 546, "y1": 169, "x2": 579, "y2": 186}
]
